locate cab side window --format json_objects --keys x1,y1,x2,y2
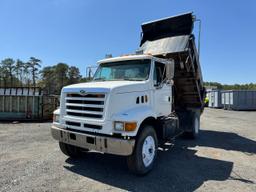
[{"x1": 153, "y1": 62, "x2": 165, "y2": 86}]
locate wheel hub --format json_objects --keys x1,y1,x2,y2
[{"x1": 142, "y1": 136, "x2": 156, "y2": 167}]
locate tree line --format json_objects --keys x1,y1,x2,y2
[
  {"x1": 0, "y1": 57, "x2": 41, "y2": 88},
  {"x1": 0, "y1": 57, "x2": 84, "y2": 94},
  {"x1": 1, "y1": 58, "x2": 255, "y2": 94},
  {"x1": 204, "y1": 82, "x2": 256, "y2": 90}
]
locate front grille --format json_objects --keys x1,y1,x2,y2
[
  {"x1": 66, "y1": 105, "x2": 103, "y2": 112},
  {"x1": 66, "y1": 121, "x2": 81, "y2": 127},
  {"x1": 65, "y1": 121, "x2": 102, "y2": 130},
  {"x1": 84, "y1": 124, "x2": 102, "y2": 129},
  {"x1": 65, "y1": 92, "x2": 105, "y2": 119},
  {"x1": 67, "y1": 93, "x2": 105, "y2": 98},
  {"x1": 67, "y1": 112, "x2": 102, "y2": 119},
  {"x1": 66, "y1": 99, "x2": 104, "y2": 105}
]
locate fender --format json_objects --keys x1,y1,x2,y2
[{"x1": 112, "y1": 105, "x2": 157, "y2": 136}]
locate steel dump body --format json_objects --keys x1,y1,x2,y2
[{"x1": 140, "y1": 12, "x2": 205, "y2": 110}]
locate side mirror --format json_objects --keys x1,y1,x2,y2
[
  {"x1": 154, "y1": 80, "x2": 161, "y2": 87},
  {"x1": 153, "y1": 80, "x2": 158, "y2": 86}
]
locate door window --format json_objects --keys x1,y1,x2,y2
[{"x1": 153, "y1": 62, "x2": 166, "y2": 86}]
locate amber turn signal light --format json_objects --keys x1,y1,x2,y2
[{"x1": 125, "y1": 122, "x2": 137, "y2": 131}]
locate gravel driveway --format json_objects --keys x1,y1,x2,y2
[{"x1": 0, "y1": 108, "x2": 255, "y2": 192}]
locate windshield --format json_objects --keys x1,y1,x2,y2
[{"x1": 93, "y1": 59, "x2": 151, "y2": 81}]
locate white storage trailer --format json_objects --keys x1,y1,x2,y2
[
  {"x1": 221, "y1": 90, "x2": 256, "y2": 110},
  {"x1": 207, "y1": 90, "x2": 222, "y2": 108},
  {"x1": 0, "y1": 87, "x2": 58, "y2": 120}
]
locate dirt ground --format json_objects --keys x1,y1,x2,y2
[{"x1": 0, "y1": 108, "x2": 255, "y2": 192}]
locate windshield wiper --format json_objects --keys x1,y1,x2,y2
[
  {"x1": 93, "y1": 78, "x2": 144, "y2": 81},
  {"x1": 123, "y1": 78, "x2": 144, "y2": 81},
  {"x1": 93, "y1": 77, "x2": 106, "y2": 81}
]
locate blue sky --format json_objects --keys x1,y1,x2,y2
[{"x1": 0, "y1": 0, "x2": 255, "y2": 84}]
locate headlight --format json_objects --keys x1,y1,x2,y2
[
  {"x1": 114, "y1": 122, "x2": 124, "y2": 131},
  {"x1": 114, "y1": 121, "x2": 137, "y2": 131},
  {"x1": 53, "y1": 114, "x2": 60, "y2": 123}
]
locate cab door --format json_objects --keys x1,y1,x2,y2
[{"x1": 153, "y1": 61, "x2": 172, "y2": 117}]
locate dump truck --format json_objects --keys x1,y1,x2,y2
[{"x1": 51, "y1": 12, "x2": 205, "y2": 175}]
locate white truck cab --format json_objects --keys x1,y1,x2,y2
[{"x1": 51, "y1": 13, "x2": 205, "y2": 175}]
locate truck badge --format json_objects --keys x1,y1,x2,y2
[{"x1": 80, "y1": 90, "x2": 86, "y2": 95}]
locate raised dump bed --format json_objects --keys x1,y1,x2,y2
[{"x1": 139, "y1": 12, "x2": 205, "y2": 111}]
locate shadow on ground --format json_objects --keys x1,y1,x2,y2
[{"x1": 64, "y1": 130, "x2": 256, "y2": 192}]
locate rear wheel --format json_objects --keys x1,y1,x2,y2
[
  {"x1": 127, "y1": 125, "x2": 158, "y2": 175},
  {"x1": 183, "y1": 111, "x2": 200, "y2": 139},
  {"x1": 59, "y1": 142, "x2": 82, "y2": 158}
]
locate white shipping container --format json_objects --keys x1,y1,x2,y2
[{"x1": 207, "y1": 90, "x2": 223, "y2": 108}]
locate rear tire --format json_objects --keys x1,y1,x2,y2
[
  {"x1": 59, "y1": 142, "x2": 82, "y2": 158},
  {"x1": 183, "y1": 111, "x2": 200, "y2": 139},
  {"x1": 127, "y1": 125, "x2": 158, "y2": 175}
]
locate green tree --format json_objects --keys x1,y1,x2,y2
[
  {"x1": 1, "y1": 57, "x2": 84, "y2": 93},
  {"x1": 204, "y1": 82, "x2": 256, "y2": 90},
  {"x1": 27, "y1": 57, "x2": 41, "y2": 87},
  {"x1": 80, "y1": 77, "x2": 91, "y2": 83},
  {"x1": 39, "y1": 64, "x2": 82, "y2": 94},
  {"x1": 23, "y1": 62, "x2": 32, "y2": 87},
  {"x1": 1, "y1": 58, "x2": 15, "y2": 87},
  {"x1": 40, "y1": 66, "x2": 56, "y2": 94},
  {"x1": 15, "y1": 59, "x2": 25, "y2": 86},
  {"x1": 68, "y1": 66, "x2": 81, "y2": 84},
  {"x1": 0, "y1": 66, "x2": 8, "y2": 87},
  {"x1": 55, "y1": 63, "x2": 69, "y2": 93}
]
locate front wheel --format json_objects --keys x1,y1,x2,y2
[
  {"x1": 59, "y1": 142, "x2": 82, "y2": 158},
  {"x1": 127, "y1": 125, "x2": 158, "y2": 175}
]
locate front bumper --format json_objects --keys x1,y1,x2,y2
[{"x1": 51, "y1": 125, "x2": 135, "y2": 156}]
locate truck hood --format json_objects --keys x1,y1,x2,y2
[{"x1": 62, "y1": 81, "x2": 149, "y2": 94}]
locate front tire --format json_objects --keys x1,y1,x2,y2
[
  {"x1": 59, "y1": 142, "x2": 82, "y2": 158},
  {"x1": 127, "y1": 125, "x2": 158, "y2": 175}
]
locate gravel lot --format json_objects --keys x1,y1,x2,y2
[{"x1": 0, "y1": 108, "x2": 256, "y2": 192}]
